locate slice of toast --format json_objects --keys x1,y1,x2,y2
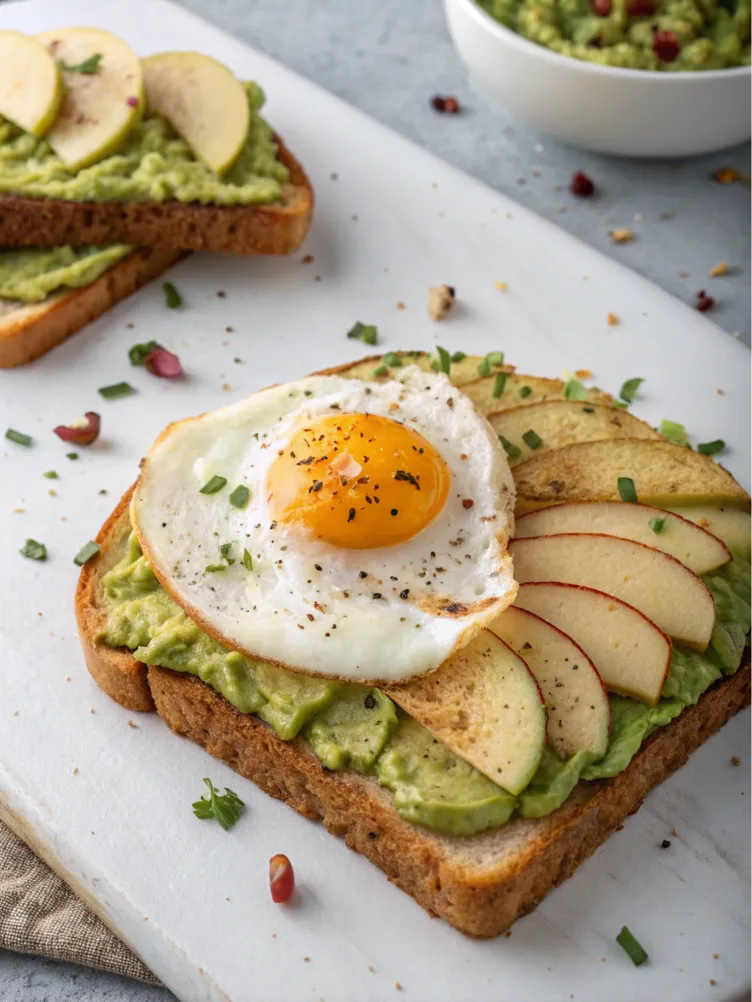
[
  {"x1": 0, "y1": 246, "x2": 183, "y2": 368},
  {"x1": 76, "y1": 484, "x2": 751, "y2": 938},
  {"x1": 0, "y1": 139, "x2": 312, "y2": 256}
]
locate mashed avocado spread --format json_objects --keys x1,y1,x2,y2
[
  {"x1": 477, "y1": 0, "x2": 750, "y2": 70},
  {"x1": 100, "y1": 531, "x2": 750, "y2": 836},
  {"x1": 0, "y1": 244, "x2": 133, "y2": 304},
  {"x1": 0, "y1": 83, "x2": 288, "y2": 205}
]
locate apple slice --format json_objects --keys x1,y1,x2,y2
[
  {"x1": 385, "y1": 629, "x2": 546, "y2": 795},
  {"x1": 513, "y1": 439, "x2": 750, "y2": 514},
  {"x1": 510, "y1": 533, "x2": 716, "y2": 650},
  {"x1": 142, "y1": 52, "x2": 249, "y2": 175},
  {"x1": 666, "y1": 505, "x2": 751, "y2": 560},
  {"x1": 515, "y1": 502, "x2": 731, "y2": 575},
  {"x1": 490, "y1": 400, "x2": 660, "y2": 466},
  {"x1": 515, "y1": 582, "x2": 672, "y2": 705},
  {"x1": 489, "y1": 606, "x2": 611, "y2": 758},
  {"x1": 36, "y1": 28, "x2": 143, "y2": 171},
  {"x1": 0, "y1": 31, "x2": 62, "y2": 136},
  {"x1": 462, "y1": 372, "x2": 612, "y2": 416}
]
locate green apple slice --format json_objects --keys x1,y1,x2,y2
[
  {"x1": 510, "y1": 533, "x2": 716, "y2": 651},
  {"x1": 463, "y1": 372, "x2": 612, "y2": 416},
  {"x1": 490, "y1": 606, "x2": 611, "y2": 759},
  {"x1": 515, "y1": 501, "x2": 732, "y2": 576},
  {"x1": 141, "y1": 52, "x2": 249, "y2": 175},
  {"x1": 515, "y1": 582, "x2": 672, "y2": 706},
  {"x1": 386, "y1": 630, "x2": 546, "y2": 796},
  {"x1": 0, "y1": 31, "x2": 63, "y2": 136},
  {"x1": 36, "y1": 27, "x2": 143, "y2": 171},
  {"x1": 666, "y1": 506, "x2": 751, "y2": 560}
]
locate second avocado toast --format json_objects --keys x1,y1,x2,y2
[{"x1": 76, "y1": 349, "x2": 751, "y2": 938}]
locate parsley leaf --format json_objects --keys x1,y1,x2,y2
[
  {"x1": 619, "y1": 377, "x2": 644, "y2": 404},
  {"x1": 434, "y1": 346, "x2": 451, "y2": 375},
  {"x1": 20, "y1": 538, "x2": 47, "y2": 561},
  {"x1": 192, "y1": 778, "x2": 245, "y2": 831}
]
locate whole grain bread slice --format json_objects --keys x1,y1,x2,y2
[
  {"x1": 0, "y1": 138, "x2": 312, "y2": 256},
  {"x1": 76, "y1": 485, "x2": 751, "y2": 938},
  {"x1": 0, "y1": 246, "x2": 183, "y2": 368}
]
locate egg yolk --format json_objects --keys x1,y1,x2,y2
[{"x1": 266, "y1": 413, "x2": 451, "y2": 549}]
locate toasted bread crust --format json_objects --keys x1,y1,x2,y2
[
  {"x1": 0, "y1": 246, "x2": 183, "y2": 369},
  {"x1": 76, "y1": 486, "x2": 751, "y2": 937},
  {"x1": 0, "y1": 138, "x2": 312, "y2": 256}
]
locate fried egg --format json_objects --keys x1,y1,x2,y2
[{"x1": 131, "y1": 367, "x2": 517, "y2": 683}]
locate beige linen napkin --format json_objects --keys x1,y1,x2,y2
[{"x1": 0, "y1": 818, "x2": 160, "y2": 985}]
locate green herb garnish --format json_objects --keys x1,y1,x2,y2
[
  {"x1": 192, "y1": 778, "x2": 245, "y2": 831},
  {"x1": 5, "y1": 428, "x2": 32, "y2": 447},
  {"x1": 564, "y1": 378, "x2": 588, "y2": 401},
  {"x1": 229, "y1": 485, "x2": 250, "y2": 508},
  {"x1": 20, "y1": 538, "x2": 47, "y2": 561},
  {"x1": 73, "y1": 540, "x2": 100, "y2": 566},
  {"x1": 205, "y1": 563, "x2": 227, "y2": 573},
  {"x1": 243, "y1": 548, "x2": 253, "y2": 571},
  {"x1": 617, "y1": 477, "x2": 638, "y2": 503},
  {"x1": 619, "y1": 377, "x2": 644, "y2": 404},
  {"x1": 372, "y1": 364, "x2": 389, "y2": 377},
  {"x1": 486, "y1": 351, "x2": 505, "y2": 367},
  {"x1": 660, "y1": 419, "x2": 687, "y2": 445},
  {"x1": 518, "y1": 386, "x2": 532, "y2": 398},
  {"x1": 476, "y1": 358, "x2": 491, "y2": 378},
  {"x1": 60, "y1": 53, "x2": 102, "y2": 74},
  {"x1": 451, "y1": 351, "x2": 466, "y2": 363},
  {"x1": 434, "y1": 346, "x2": 451, "y2": 375},
  {"x1": 200, "y1": 475, "x2": 227, "y2": 495},
  {"x1": 616, "y1": 926, "x2": 648, "y2": 967},
  {"x1": 66, "y1": 452, "x2": 79, "y2": 460},
  {"x1": 383, "y1": 352, "x2": 403, "y2": 368},
  {"x1": 499, "y1": 436, "x2": 522, "y2": 460},
  {"x1": 163, "y1": 282, "x2": 182, "y2": 309},
  {"x1": 492, "y1": 372, "x2": 507, "y2": 399},
  {"x1": 649, "y1": 516, "x2": 666, "y2": 534},
  {"x1": 219, "y1": 543, "x2": 235, "y2": 565},
  {"x1": 347, "y1": 322, "x2": 378, "y2": 346},
  {"x1": 611, "y1": 401, "x2": 629, "y2": 409},
  {"x1": 99, "y1": 382, "x2": 136, "y2": 400},
  {"x1": 697, "y1": 439, "x2": 726, "y2": 456},
  {"x1": 522, "y1": 429, "x2": 543, "y2": 450},
  {"x1": 128, "y1": 340, "x2": 160, "y2": 365},
  {"x1": 43, "y1": 470, "x2": 58, "y2": 479}
]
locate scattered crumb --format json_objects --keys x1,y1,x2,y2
[
  {"x1": 14, "y1": 508, "x2": 24, "y2": 514},
  {"x1": 709, "y1": 980, "x2": 717, "y2": 986},
  {"x1": 368, "y1": 965, "x2": 376, "y2": 973},
  {"x1": 272, "y1": 933, "x2": 277, "y2": 939},
  {"x1": 660, "y1": 839, "x2": 672, "y2": 849},
  {"x1": 72, "y1": 767, "x2": 79, "y2": 774},
  {"x1": 222, "y1": 384, "x2": 232, "y2": 392},
  {"x1": 127, "y1": 720, "x2": 138, "y2": 729},
  {"x1": 671, "y1": 827, "x2": 678, "y2": 836},
  {"x1": 428, "y1": 284, "x2": 455, "y2": 321},
  {"x1": 126, "y1": 322, "x2": 134, "y2": 329},
  {"x1": 575, "y1": 369, "x2": 592, "y2": 379},
  {"x1": 396, "y1": 301, "x2": 406, "y2": 310},
  {"x1": 89, "y1": 708, "x2": 95, "y2": 714},
  {"x1": 234, "y1": 358, "x2": 244, "y2": 364},
  {"x1": 302, "y1": 254, "x2": 313, "y2": 264},
  {"x1": 607, "y1": 313, "x2": 619, "y2": 326},
  {"x1": 226, "y1": 897, "x2": 230, "y2": 902},
  {"x1": 225, "y1": 326, "x2": 235, "y2": 333},
  {"x1": 708, "y1": 261, "x2": 728, "y2": 277},
  {"x1": 698, "y1": 517, "x2": 710, "y2": 527},
  {"x1": 64, "y1": 676, "x2": 71, "y2": 681},
  {"x1": 505, "y1": 930, "x2": 512, "y2": 938},
  {"x1": 216, "y1": 290, "x2": 226, "y2": 298},
  {"x1": 303, "y1": 957, "x2": 311, "y2": 963},
  {"x1": 609, "y1": 228, "x2": 634, "y2": 244},
  {"x1": 314, "y1": 275, "x2": 322, "y2": 282},
  {"x1": 495, "y1": 281, "x2": 508, "y2": 291},
  {"x1": 330, "y1": 172, "x2": 339, "y2": 180},
  {"x1": 731, "y1": 756, "x2": 741, "y2": 766},
  {"x1": 713, "y1": 953, "x2": 719, "y2": 959},
  {"x1": 143, "y1": 917, "x2": 149, "y2": 921},
  {"x1": 395, "y1": 982, "x2": 402, "y2": 991},
  {"x1": 48, "y1": 489, "x2": 57, "y2": 497},
  {"x1": 714, "y1": 166, "x2": 750, "y2": 186},
  {"x1": 12, "y1": 710, "x2": 19, "y2": 717},
  {"x1": 716, "y1": 388, "x2": 725, "y2": 395}
]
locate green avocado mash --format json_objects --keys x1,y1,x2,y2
[
  {"x1": 99, "y1": 531, "x2": 750, "y2": 837},
  {"x1": 0, "y1": 244, "x2": 133, "y2": 304},
  {"x1": 0, "y1": 83, "x2": 288, "y2": 205},
  {"x1": 477, "y1": 0, "x2": 751, "y2": 70}
]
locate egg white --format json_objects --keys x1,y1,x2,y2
[{"x1": 131, "y1": 367, "x2": 517, "y2": 683}]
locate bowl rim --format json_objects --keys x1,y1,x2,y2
[{"x1": 449, "y1": 0, "x2": 752, "y2": 81}]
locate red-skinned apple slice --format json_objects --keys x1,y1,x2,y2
[
  {"x1": 510, "y1": 533, "x2": 715, "y2": 651},
  {"x1": 386, "y1": 629, "x2": 546, "y2": 795},
  {"x1": 515, "y1": 502, "x2": 731, "y2": 576},
  {"x1": 666, "y1": 506, "x2": 751, "y2": 560},
  {"x1": 514, "y1": 582, "x2": 672, "y2": 706},
  {"x1": 489, "y1": 606, "x2": 611, "y2": 759}
]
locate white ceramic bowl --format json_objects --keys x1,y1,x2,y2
[{"x1": 445, "y1": 0, "x2": 751, "y2": 157}]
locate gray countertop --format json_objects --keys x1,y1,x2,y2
[{"x1": 0, "y1": 1, "x2": 749, "y2": 999}]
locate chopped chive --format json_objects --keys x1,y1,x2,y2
[
  {"x1": 648, "y1": 516, "x2": 666, "y2": 534},
  {"x1": 518, "y1": 386, "x2": 533, "y2": 398},
  {"x1": 347, "y1": 321, "x2": 378, "y2": 346},
  {"x1": 477, "y1": 358, "x2": 491, "y2": 378},
  {"x1": 564, "y1": 378, "x2": 588, "y2": 401},
  {"x1": 372, "y1": 364, "x2": 389, "y2": 377},
  {"x1": 66, "y1": 452, "x2": 79, "y2": 460},
  {"x1": 522, "y1": 429, "x2": 543, "y2": 450},
  {"x1": 200, "y1": 475, "x2": 227, "y2": 495},
  {"x1": 205, "y1": 563, "x2": 227, "y2": 573},
  {"x1": 616, "y1": 926, "x2": 648, "y2": 967},
  {"x1": 5, "y1": 428, "x2": 32, "y2": 447},
  {"x1": 163, "y1": 282, "x2": 182, "y2": 309},
  {"x1": 128, "y1": 340, "x2": 160, "y2": 366},
  {"x1": 619, "y1": 377, "x2": 644, "y2": 404},
  {"x1": 219, "y1": 543, "x2": 235, "y2": 565},
  {"x1": 499, "y1": 436, "x2": 522, "y2": 460},
  {"x1": 99, "y1": 382, "x2": 136, "y2": 400},
  {"x1": 435, "y1": 346, "x2": 451, "y2": 375},
  {"x1": 487, "y1": 351, "x2": 505, "y2": 367},
  {"x1": 492, "y1": 372, "x2": 507, "y2": 399},
  {"x1": 697, "y1": 439, "x2": 726, "y2": 456},
  {"x1": 20, "y1": 538, "x2": 47, "y2": 561},
  {"x1": 229, "y1": 485, "x2": 250, "y2": 508},
  {"x1": 243, "y1": 548, "x2": 253, "y2": 571},
  {"x1": 43, "y1": 470, "x2": 59, "y2": 479},
  {"x1": 74, "y1": 540, "x2": 100, "y2": 566},
  {"x1": 60, "y1": 52, "x2": 102, "y2": 74},
  {"x1": 660, "y1": 419, "x2": 687, "y2": 445},
  {"x1": 617, "y1": 477, "x2": 638, "y2": 503},
  {"x1": 383, "y1": 352, "x2": 403, "y2": 368},
  {"x1": 451, "y1": 351, "x2": 466, "y2": 363}
]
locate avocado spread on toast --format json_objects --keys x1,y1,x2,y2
[
  {"x1": 0, "y1": 244, "x2": 133, "y2": 303},
  {"x1": 99, "y1": 530, "x2": 751, "y2": 837},
  {"x1": 0, "y1": 83, "x2": 288, "y2": 206}
]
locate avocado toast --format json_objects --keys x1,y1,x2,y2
[{"x1": 76, "y1": 350, "x2": 751, "y2": 938}]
